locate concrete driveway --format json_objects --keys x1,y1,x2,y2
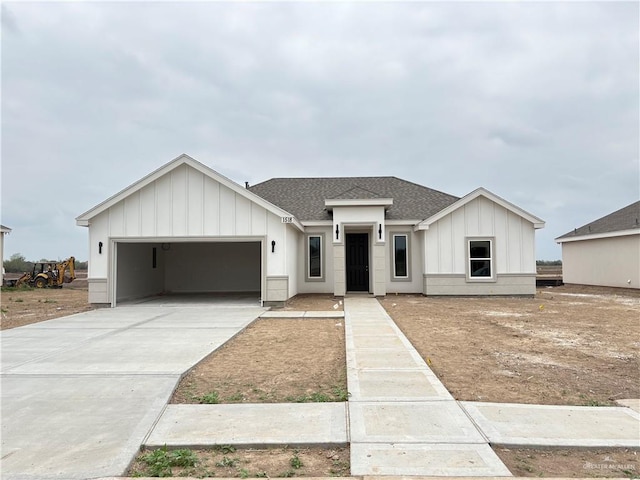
[{"x1": 1, "y1": 302, "x2": 265, "y2": 480}]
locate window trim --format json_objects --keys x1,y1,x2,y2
[
  {"x1": 306, "y1": 233, "x2": 325, "y2": 282},
  {"x1": 466, "y1": 237, "x2": 496, "y2": 282},
  {"x1": 391, "y1": 233, "x2": 411, "y2": 281}
]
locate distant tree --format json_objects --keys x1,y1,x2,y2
[
  {"x1": 74, "y1": 260, "x2": 88, "y2": 270},
  {"x1": 3, "y1": 253, "x2": 34, "y2": 273}
]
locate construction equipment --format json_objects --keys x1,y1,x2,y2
[{"x1": 14, "y1": 257, "x2": 76, "y2": 288}]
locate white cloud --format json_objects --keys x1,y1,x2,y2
[{"x1": 1, "y1": 1, "x2": 637, "y2": 261}]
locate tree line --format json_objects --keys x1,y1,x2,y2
[{"x1": 3, "y1": 253, "x2": 88, "y2": 273}]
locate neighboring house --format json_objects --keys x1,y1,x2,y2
[
  {"x1": 0, "y1": 224, "x2": 11, "y2": 276},
  {"x1": 556, "y1": 201, "x2": 640, "y2": 289},
  {"x1": 76, "y1": 154, "x2": 545, "y2": 306}
]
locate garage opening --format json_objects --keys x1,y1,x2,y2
[{"x1": 114, "y1": 241, "x2": 261, "y2": 305}]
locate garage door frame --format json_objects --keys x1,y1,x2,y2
[{"x1": 109, "y1": 236, "x2": 266, "y2": 307}]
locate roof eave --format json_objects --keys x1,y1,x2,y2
[
  {"x1": 75, "y1": 154, "x2": 303, "y2": 232},
  {"x1": 416, "y1": 187, "x2": 545, "y2": 231},
  {"x1": 556, "y1": 228, "x2": 640, "y2": 243}
]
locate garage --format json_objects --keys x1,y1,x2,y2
[
  {"x1": 77, "y1": 155, "x2": 301, "y2": 307},
  {"x1": 114, "y1": 240, "x2": 262, "y2": 304}
]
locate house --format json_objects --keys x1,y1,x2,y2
[
  {"x1": 0, "y1": 224, "x2": 11, "y2": 276},
  {"x1": 556, "y1": 201, "x2": 640, "y2": 289},
  {"x1": 76, "y1": 154, "x2": 545, "y2": 306}
]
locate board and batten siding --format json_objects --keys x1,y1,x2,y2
[
  {"x1": 87, "y1": 163, "x2": 288, "y2": 288},
  {"x1": 423, "y1": 195, "x2": 536, "y2": 295}
]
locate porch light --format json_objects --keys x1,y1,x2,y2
[
  {"x1": 335, "y1": 224, "x2": 340, "y2": 240},
  {"x1": 98, "y1": 241, "x2": 103, "y2": 254},
  {"x1": 271, "y1": 240, "x2": 276, "y2": 253}
]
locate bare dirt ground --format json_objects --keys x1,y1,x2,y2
[
  {"x1": 380, "y1": 285, "x2": 640, "y2": 406},
  {"x1": 0, "y1": 284, "x2": 92, "y2": 330},
  {"x1": 128, "y1": 446, "x2": 350, "y2": 478},
  {"x1": 171, "y1": 316, "x2": 347, "y2": 404}
]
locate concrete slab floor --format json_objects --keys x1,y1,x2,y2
[
  {"x1": 1, "y1": 305, "x2": 266, "y2": 480},
  {"x1": 348, "y1": 369, "x2": 453, "y2": 401},
  {"x1": 145, "y1": 403, "x2": 349, "y2": 447},
  {"x1": 7, "y1": 327, "x2": 249, "y2": 375},
  {"x1": 350, "y1": 443, "x2": 512, "y2": 477},
  {"x1": 461, "y1": 401, "x2": 640, "y2": 447},
  {"x1": 1, "y1": 374, "x2": 178, "y2": 480},
  {"x1": 349, "y1": 402, "x2": 487, "y2": 444},
  {"x1": 616, "y1": 398, "x2": 640, "y2": 413}
]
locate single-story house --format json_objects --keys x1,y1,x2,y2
[
  {"x1": 76, "y1": 154, "x2": 545, "y2": 306},
  {"x1": 556, "y1": 201, "x2": 640, "y2": 289},
  {"x1": 0, "y1": 224, "x2": 11, "y2": 276}
]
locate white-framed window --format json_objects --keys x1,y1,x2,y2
[
  {"x1": 393, "y1": 234, "x2": 409, "y2": 279},
  {"x1": 467, "y1": 238, "x2": 494, "y2": 281},
  {"x1": 307, "y1": 234, "x2": 323, "y2": 280}
]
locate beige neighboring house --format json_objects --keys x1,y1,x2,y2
[
  {"x1": 1, "y1": 224, "x2": 11, "y2": 276},
  {"x1": 556, "y1": 201, "x2": 640, "y2": 289},
  {"x1": 76, "y1": 154, "x2": 545, "y2": 307}
]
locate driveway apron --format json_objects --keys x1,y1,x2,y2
[{"x1": 1, "y1": 304, "x2": 265, "y2": 480}]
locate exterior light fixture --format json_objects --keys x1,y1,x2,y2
[
  {"x1": 271, "y1": 240, "x2": 276, "y2": 253},
  {"x1": 98, "y1": 241, "x2": 103, "y2": 254}
]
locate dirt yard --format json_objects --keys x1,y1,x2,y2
[
  {"x1": 0, "y1": 285, "x2": 92, "y2": 330},
  {"x1": 381, "y1": 285, "x2": 640, "y2": 406}
]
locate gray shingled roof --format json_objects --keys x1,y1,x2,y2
[
  {"x1": 557, "y1": 200, "x2": 640, "y2": 239},
  {"x1": 248, "y1": 177, "x2": 460, "y2": 221}
]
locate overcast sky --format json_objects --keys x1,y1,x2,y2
[{"x1": 1, "y1": 1, "x2": 638, "y2": 262}]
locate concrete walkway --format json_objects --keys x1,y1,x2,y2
[
  {"x1": 1, "y1": 303, "x2": 265, "y2": 480},
  {"x1": 146, "y1": 299, "x2": 638, "y2": 469},
  {"x1": 344, "y1": 297, "x2": 511, "y2": 477}
]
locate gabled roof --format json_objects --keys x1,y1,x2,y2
[
  {"x1": 76, "y1": 154, "x2": 303, "y2": 231},
  {"x1": 556, "y1": 200, "x2": 640, "y2": 242},
  {"x1": 416, "y1": 187, "x2": 545, "y2": 230},
  {"x1": 248, "y1": 177, "x2": 459, "y2": 222}
]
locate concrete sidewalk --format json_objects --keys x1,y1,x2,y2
[
  {"x1": 1, "y1": 304, "x2": 265, "y2": 480},
  {"x1": 344, "y1": 297, "x2": 511, "y2": 477}
]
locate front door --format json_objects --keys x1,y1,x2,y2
[{"x1": 346, "y1": 233, "x2": 370, "y2": 292}]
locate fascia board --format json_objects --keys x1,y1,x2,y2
[
  {"x1": 416, "y1": 187, "x2": 545, "y2": 230},
  {"x1": 555, "y1": 228, "x2": 640, "y2": 243},
  {"x1": 75, "y1": 154, "x2": 302, "y2": 231}
]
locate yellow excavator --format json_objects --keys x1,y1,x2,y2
[{"x1": 14, "y1": 257, "x2": 76, "y2": 288}]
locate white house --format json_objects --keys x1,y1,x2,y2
[
  {"x1": 76, "y1": 154, "x2": 545, "y2": 306},
  {"x1": 556, "y1": 201, "x2": 640, "y2": 289},
  {"x1": 0, "y1": 224, "x2": 11, "y2": 276}
]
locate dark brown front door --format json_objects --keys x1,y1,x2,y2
[{"x1": 346, "y1": 233, "x2": 369, "y2": 292}]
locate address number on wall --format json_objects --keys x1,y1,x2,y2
[{"x1": 281, "y1": 217, "x2": 294, "y2": 223}]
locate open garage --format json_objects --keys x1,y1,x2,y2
[{"x1": 115, "y1": 241, "x2": 262, "y2": 304}]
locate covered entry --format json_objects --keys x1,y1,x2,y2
[{"x1": 114, "y1": 240, "x2": 262, "y2": 304}]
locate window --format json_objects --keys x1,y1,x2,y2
[
  {"x1": 308, "y1": 235, "x2": 322, "y2": 279},
  {"x1": 468, "y1": 239, "x2": 493, "y2": 279},
  {"x1": 393, "y1": 234, "x2": 408, "y2": 279}
]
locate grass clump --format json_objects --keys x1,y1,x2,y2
[{"x1": 138, "y1": 447, "x2": 197, "y2": 477}]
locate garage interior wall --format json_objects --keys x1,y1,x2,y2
[
  {"x1": 164, "y1": 242, "x2": 261, "y2": 293},
  {"x1": 116, "y1": 242, "x2": 165, "y2": 302}
]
